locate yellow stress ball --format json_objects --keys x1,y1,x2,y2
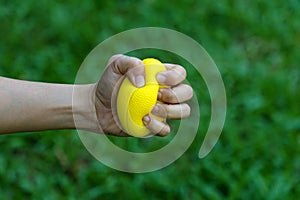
[{"x1": 117, "y1": 58, "x2": 167, "y2": 137}]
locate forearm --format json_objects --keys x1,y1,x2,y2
[{"x1": 0, "y1": 77, "x2": 99, "y2": 134}]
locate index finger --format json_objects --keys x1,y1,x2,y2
[{"x1": 156, "y1": 64, "x2": 187, "y2": 86}]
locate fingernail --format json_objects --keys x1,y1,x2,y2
[
  {"x1": 152, "y1": 105, "x2": 159, "y2": 113},
  {"x1": 135, "y1": 75, "x2": 145, "y2": 87},
  {"x1": 143, "y1": 115, "x2": 150, "y2": 125},
  {"x1": 156, "y1": 74, "x2": 166, "y2": 84}
]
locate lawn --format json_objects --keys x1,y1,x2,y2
[{"x1": 0, "y1": 0, "x2": 299, "y2": 199}]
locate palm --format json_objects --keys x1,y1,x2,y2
[{"x1": 95, "y1": 58, "x2": 128, "y2": 136}]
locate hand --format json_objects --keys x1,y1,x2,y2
[{"x1": 95, "y1": 54, "x2": 193, "y2": 137}]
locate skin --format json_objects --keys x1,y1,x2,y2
[{"x1": 0, "y1": 54, "x2": 193, "y2": 137}]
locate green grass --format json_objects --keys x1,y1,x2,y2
[{"x1": 0, "y1": 0, "x2": 299, "y2": 199}]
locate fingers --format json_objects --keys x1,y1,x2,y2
[
  {"x1": 141, "y1": 101, "x2": 191, "y2": 137},
  {"x1": 141, "y1": 102, "x2": 191, "y2": 137},
  {"x1": 151, "y1": 103, "x2": 191, "y2": 119},
  {"x1": 158, "y1": 84, "x2": 193, "y2": 103},
  {"x1": 156, "y1": 63, "x2": 187, "y2": 86},
  {"x1": 143, "y1": 115, "x2": 170, "y2": 137},
  {"x1": 109, "y1": 56, "x2": 187, "y2": 88},
  {"x1": 110, "y1": 54, "x2": 145, "y2": 88},
  {"x1": 107, "y1": 55, "x2": 193, "y2": 137}
]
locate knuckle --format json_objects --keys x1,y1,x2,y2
[
  {"x1": 160, "y1": 104, "x2": 169, "y2": 118},
  {"x1": 169, "y1": 96, "x2": 178, "y2": 104},
  {"x1": 166, "y1": 75, "x2": 181, "y2": 86},
  {"x1": 174, "y1": 64, "x2": 186, "y2": 79},
  {"x1": 173, "y1": 64, "x2": 182, "y2": 70},
  {"x1": 154, "y1": 104, "x2": 168, "y2": 118},
  {"x1": 109, "y1": 54, "x2": 123, "y2": 63},
  {"x1": 133, "y1": 59, "x2": 143, "y2": 67},
  {"x1": 164, "y1": 89, "x2": 178, "y2": 103},
  {"x1": 126, "y1": 56, "x2": 143, "y2": 69},
  {"x1": 126, "y1": 59, "x2": 144, "y2": 75}
]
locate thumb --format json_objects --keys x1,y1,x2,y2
[{"x1": 111, "y1": 54, "x2": 145, "y2": 88}]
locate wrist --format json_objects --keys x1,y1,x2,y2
[{"x1": 72, "y1": 84, "x2": 101, "y2": 133}]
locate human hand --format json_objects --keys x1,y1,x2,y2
[{"x1": 95, "y1": 54, "x2": 193, "y2": 137}]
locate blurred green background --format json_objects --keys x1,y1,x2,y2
[{"x1": 0, "y1": 0, "x2": 299, "y2": 199}]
